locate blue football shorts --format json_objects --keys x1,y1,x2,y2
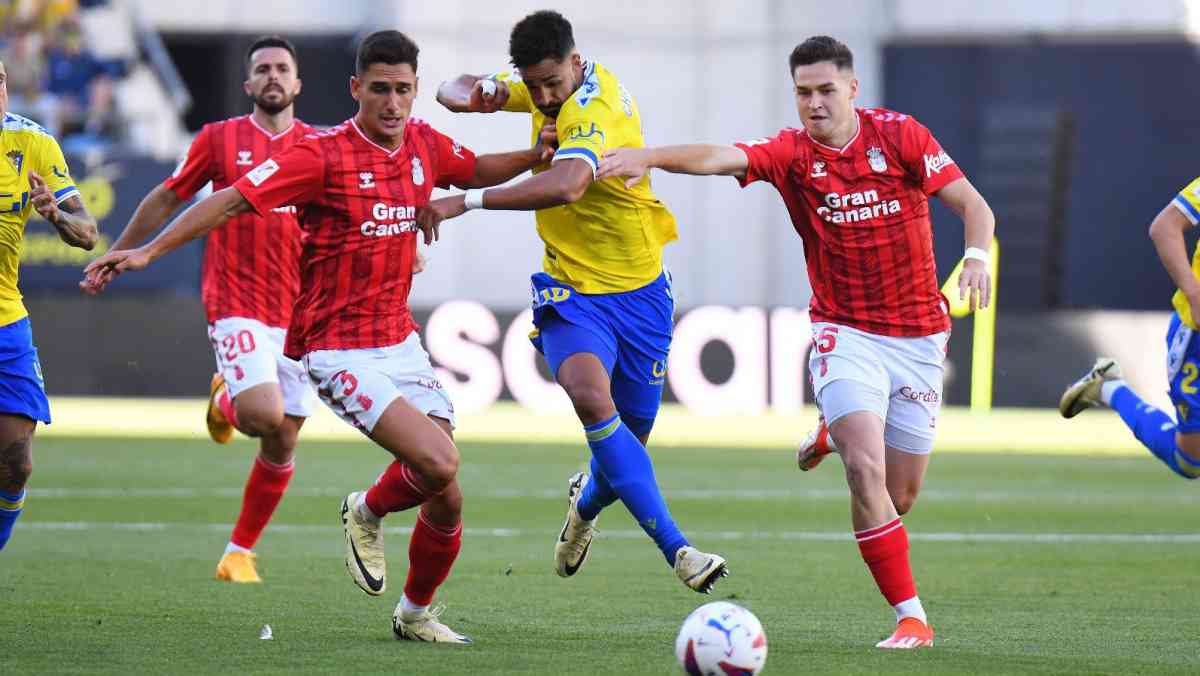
[
  {"x1": 529, "y1": 271, "x2": 673, "y2": 435},
  {"x1": 0, "y1": 317, "x2": 51, "y2": 424}
]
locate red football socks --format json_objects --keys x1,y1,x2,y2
[
  {"x1": 229, "y1": 454, "x2": 294, "y2": 550},
  {"x1": 217, "y1": 387, "x2": 242, "y2": 432},
  {"x1": 855, "y1": 517, "x2": 917, "y2": 605},
  {"x1": 365, "y1": 461, "x2": 431, "y2": 516},
  {"x1": 403, "y1": 512, "x2": 463, "y2": 606}
]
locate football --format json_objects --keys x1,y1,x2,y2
[{"x1": 674, "y1": 601, "x2": 768, "y2": 675}]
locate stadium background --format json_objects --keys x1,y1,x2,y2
[
  {"x1": 18, "y1": 0, "x2": 1200, "y2": 417},
  {"x1": 9, "y1": 2, "x2": 1200, "y2": 675}
]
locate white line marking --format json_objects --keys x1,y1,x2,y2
[{"x1": 17, "y1": 521, "x2": 1200, "y2": 544}]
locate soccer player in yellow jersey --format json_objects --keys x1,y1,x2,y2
[
  {"x1": 1061, "y1": 176, "x2": 1200, "y2": 479},
  {"x1": 0, "y1": 59, "x2": 98, "y2": 550},
  {"x1": 432, "y1": 10, "x2": 727, "y2": 593}
]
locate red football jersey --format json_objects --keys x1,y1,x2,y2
[
  {"x1": 164, "y1": 115, "x2": 314, "y2": 327},
  {"x1": 736, "y1": 108, "x2": 964, "y2": 338},
  {"x1": 233, "y1": 117, "x2": 477, "y2": 358}
]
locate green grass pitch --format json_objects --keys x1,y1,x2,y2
[{"x1": 3, "y1": 435, "x2": 1199, "y2": 674}]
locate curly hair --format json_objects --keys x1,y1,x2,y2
[{"x1": 509, "y1": 10, "x2": 575, "y2": 68}]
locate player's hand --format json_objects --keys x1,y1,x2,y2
[
  {"x1": 468, "y1": 78, "x2": 509, "y2": 113},
  {"x1": 538, "y1": 117, "x2": 558, "y2": 149},
  {"x1": 416, "y1": 196, "x2": 467, "y2": 245},
  {"x1": 28, "y1": 171, "x2": 63, "y2": 224},
  {"x1": 598, "y1": 148, "x2": 652, "y2": 189},
  {"x1": 80, "y1": 247, "x2": 152, "y2": 294},
  {"x1": 959, "y1": 258, "x2": 991, "y2": 312},
  {"x1": 413, "y1": 249, "x2": 426, "y2": 274},
  {"x1": 1185, "y1": 288, "x2": 1200, "y2": 325}
]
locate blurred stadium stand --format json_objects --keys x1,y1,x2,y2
[{"x1": 16, "y1": 0, "x2": 1200, "y2": 412}]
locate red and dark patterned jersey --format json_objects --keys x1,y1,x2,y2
[
  {"x1": 163, "y1": 115, "x2": 315, "y2": 327},
  {"x1": 233, "y1": 117, "x2": 477, "y2": 358},
  {"x1": 736, "y1": 108, "x2": 964, "y2": 337}
]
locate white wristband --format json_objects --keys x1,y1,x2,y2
[
  {"x1": 463, "y1": 189, "x2": 486, "y2": 211},
  {"x1": 963, "y1": 247, "x2": 990, "y2": 264}
]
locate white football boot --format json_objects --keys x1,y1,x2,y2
[
  {"x1": 674, "y1": 546, "x2": 729, "y2": 594},
  {"x1": 341, "y1": 491, "x2": 386, "y2": 595},
  {"x1": 554, "y1": 472, "x2": 597, "y2": 577},
  {"x1": 393, "y1": 603, "x2": 473, "y2": 644},
  {"x1": 1059, "y1": 357, "x2": 1122, "y2": 418}
]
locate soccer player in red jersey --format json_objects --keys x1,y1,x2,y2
[
  {"x1": 84, "y1": 36, "x2": 316, "y2": 584},
  {"x1": 83, "y1": 30, "x2": 551, "y2": 643},
  {"x1": 597, "y1": 36, "x2": 995, "y2": 648}
]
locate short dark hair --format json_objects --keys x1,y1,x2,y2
[
  {"x1": 509, "y1": 10, "x2": 575, "y2": 68},
  {"x1": 788, "y1": 36, "x2": 854, "y2": 74},
  {"x1": 356, "y1": 30, "x2": 419, "y2": 75},
  {"x1": 245, "y1": 35, "x2": 298, "y2": 75}
]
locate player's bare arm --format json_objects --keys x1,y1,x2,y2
[
  {"x1": 110, "y1": 183, "x2": 187, "y2": 250},
  {"x1": 934, "y1": 177, "x2": 996, "y2": 311},
  {"x1": 459, "y1": 145, "x2": 555, "y2": 189},
  {"x1": 416, "y1": 157, "x2": 592, "y2": 244},
  {"x1": 597, "y1": 145, "x2": 749, "y2": 188},
  {"x1": 1148, "y1": 203, "x2": 1200, "y2": 319},
  {"x1": 29, "y1": 172, "x2": 98, "y2": 250},
  {"x1": 436, "y1": 74, "x2": 510, "y2": 113},
  {"x1": 83, "y1": 187, "x2": 251, "y2": 292}
]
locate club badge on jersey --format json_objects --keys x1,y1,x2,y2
[{"x1": 867, "y1": 146, "x2": 887, "y2": 173}]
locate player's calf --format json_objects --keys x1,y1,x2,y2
[{"x1": 0, "y1": 430, "x2": 32, "y2": 494}]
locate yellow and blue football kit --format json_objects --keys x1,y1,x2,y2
[
  {"x1": 495, "y1": 62, "x2": 692, "y2": 565},
  {"x1": 0, "y1": 112, "x2": 80, "y2": 425},
  {"x1": 496, "y1": 61, "x2": 677, "y2": 430}
]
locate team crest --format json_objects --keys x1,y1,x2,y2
[
  {"x1": 411, "y1": 158, "x2": 424, "y2": 186},
  {"x1": 236, "y1": 150, "x2": 253, "y2": 166},
  {"x1": 866, "y1": 146, "x2": 887, "y2": 173},
  {"x1": 359, "y1": 171, "x2": 375, "y2": 189},
  {"x1": 811, "y1": 160, "x2": 827, "y2": 178},
  {"x1": 6, "y1": 150, "x2": 23, "y2": 175}
]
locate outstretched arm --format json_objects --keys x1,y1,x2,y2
[
  {"x1": 597, "y1": 144, "x2": 750, "y2": 187},
  {"x1": 82, "y1": 187, "x2": 250, "y2": 293},
  {"x1": 416, "y1": 158, "x2": 593, "y2": 244},
  {"x1": 437, "y1": 74, "x2": 510, "y2": 113},
  {"x1": 109, "y1": 183, "x2": 187, "y2": 250},
  {"x1": 1149, "y1": 203, "x2": 1200, "y2": 317},
  {"x1": 29, "y1": 171, "x2": 98, "y2": 250},
  {"x1": 458, "y1": 135, "x2": 556, "y2": 189},
  {"x1": 936, "y1": 177, "x2": 996, "y2": 311}
]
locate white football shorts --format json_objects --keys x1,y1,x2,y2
[
  {"x1": 303, "y1": 331, "x2": 455, "y2": 435},
  {"x1": 208, "y1": 316, "x2": 317, "y2": 418},
  {"x1": 808, "y1": 322, "x2": 948, "y2": 454}
]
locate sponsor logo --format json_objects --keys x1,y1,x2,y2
[
  {"x1": 236, "y1": 150, "x2": 254, "y2": 166},
  {"x1": 411, "y1": 158, "x2": 424, "y2": 186},
  {"x1": 899, "y1": 386, "x2": 940, "y2": 404},
  {"x1": 650, "y1": 360, "x2": 667, "y2": 384},
  {"x1": 810, "y1": 160, "x2": 827, "y2": 178},
  {"x1": 245, "y1": 159, "x2": 279, "y2": 186},
  {"x1": 451, "y1": 142, "x2": 465, "y2": 159},
  {"x1": 360, "y1": 202, "x2": 417, "y2": 237},
  {"x1": 416, "y1": 378, "x2": 444, "y2": 391},
  {"x1": 923, "y1": 150, "x2": 955, "y2": 177},
  {"x1": 618, "y1": 83, "x2": 634, "y2": 117},
  {"x1": 234, "y1": 364, "x2": 245, "y2": 381},
  {"x1": 867, "y1": 146, "x2": 887, "y2": 173},
  {"x1": 565, "y1": 122, "x2": 605, "y2": 147},
  {"x1": 355, "y1": 393, "x2": 374, "y2": 411},
  {"x1": 533, "y1": 286, "x2": 571, "y2": 307},
  {"x1": 358, "y1": 171, "x2": 375, "y2": 189},
  {"x1": 816, "y1": 189, "x2": 902, "y2": 224}
]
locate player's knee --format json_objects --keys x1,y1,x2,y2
[
  {"x1": 842, "y1": 454, "x2": 886, "y2": 493},
  {"x1": 890, "y1": 487, "x2": 919, "y2": 515},
  {"x1": 420, "y1": 443, "x2": 460, "y2": 493},
  {"x1": 0, "y1": 435, "x2": 32, "y2": 489},
  {"x1": 236, "y1": 404, "x2": 285, "y2": 437},
  {"x1": 564, "y1": 384, "x2": 616, "y2": 424}
]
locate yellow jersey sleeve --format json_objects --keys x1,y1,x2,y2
[
  {"x1": 551, "y1": 91, "x2": 612, "y2": 177},
  {"x1": 30, "y1": 133, "x2": 80, "y2": 205},
  {"x1": 1172, "y1": 176, "x2": 1200, "y2": 226},
  {"x1": 1169, "y1": 177, "x2": 1200, "y2": 327},
  {"x1": 492, "y1": 71, "x2": 534, "y2": 114}
]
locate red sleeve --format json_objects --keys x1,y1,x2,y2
[
  {"x1": 234, "y1": 139, "x2": 326, "y2": 216},
  {"x1": 898, "y1": 117, "x2": 964, "y2": 195},
  {"x1": 162, "y1": 125, "x2": 216, "y2": 200},
  {"x1": 432, "y1": 130, "x2": 478, "y2": 189},
  {"x1": 733, "y1": 130, "x2": 795, "y2": 188}
]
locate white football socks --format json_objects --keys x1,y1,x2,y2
[
  {"x1": 399, "y1": 594, "x2": 429, "y2": 622},
  {"x1": 1100, "y1": 379, "x2": 1126, "y2": 406},
  {"x1": 224, "y1": 542, "x2": 252, "y2": 555},
  {"x1": 894, "y1": 596, "x2": 927, "y2": 624}
]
